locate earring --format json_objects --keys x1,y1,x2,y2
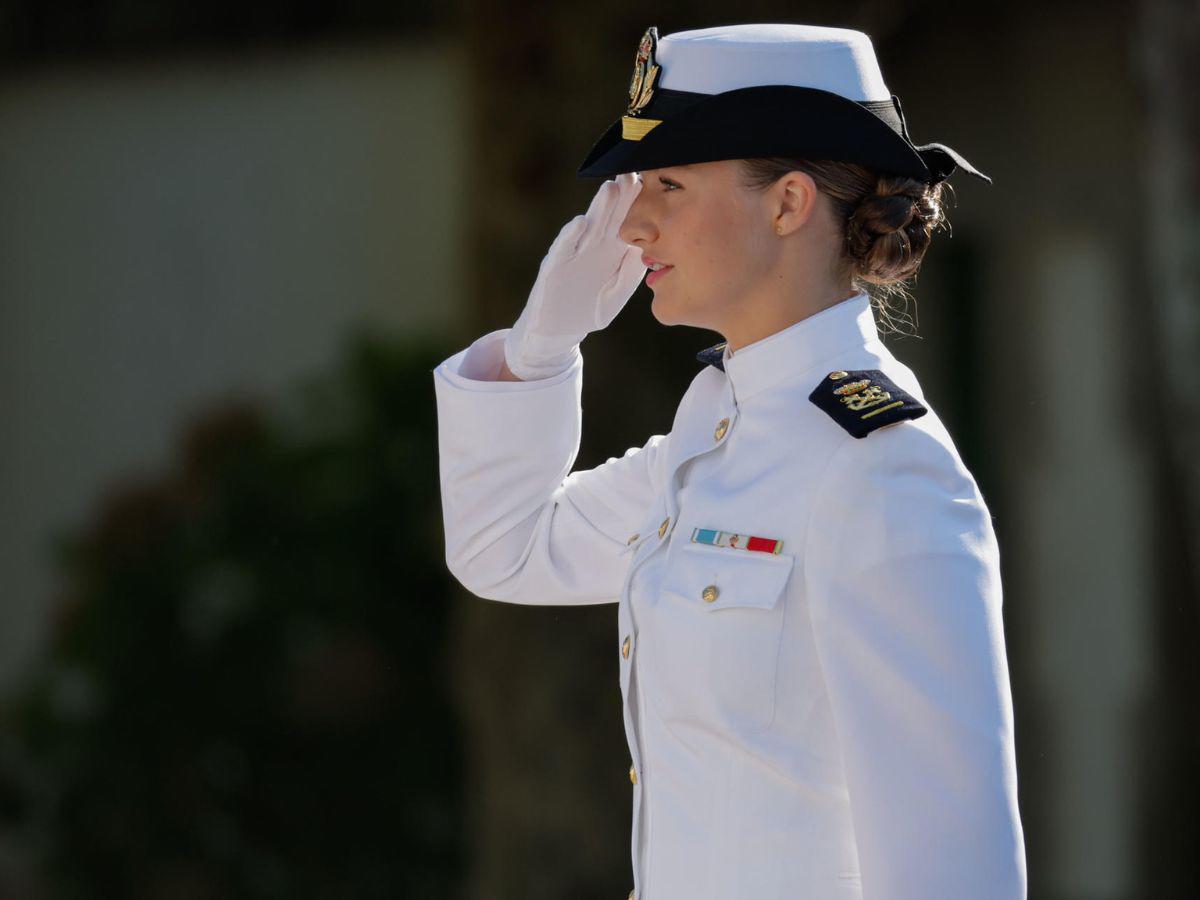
[{"x1": 775, "y1": 223, "x2": 784, "y2": 235}]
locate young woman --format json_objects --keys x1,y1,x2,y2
[{"x1": 433, "y1": 23, "x2": 1026, "y2": 900}]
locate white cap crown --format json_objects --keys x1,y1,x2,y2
[{"x1": 656, "y1": 24, "x2": 891, "y2": 102}]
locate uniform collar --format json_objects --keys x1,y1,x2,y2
[{"x1": 694, "y1": 290, "x2": 878, "y2": 402}]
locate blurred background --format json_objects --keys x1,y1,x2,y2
[{"x1": 0, "y1": 0, "x2": 1196, "y2": 897}]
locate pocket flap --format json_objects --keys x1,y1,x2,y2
[{"x1": 664, "y1": 540, "x2": 795, "y2": 611}]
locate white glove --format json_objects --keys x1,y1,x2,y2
[{"x1": 504, "y1": 172, "x2": 646, "y2": 380}]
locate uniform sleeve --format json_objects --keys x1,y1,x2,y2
[
  {"x1": 432, "y1": 327, "x2": 669, "y2": 605},
  {"x1": 804, "y1": 424, "x2": 1027, "y2": 900}
]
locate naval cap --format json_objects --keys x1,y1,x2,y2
[{"x1": 577, "y1": 23, "x2": 990, "y2": 187}]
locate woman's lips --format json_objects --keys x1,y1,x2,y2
[{"x1": 646, "y1": 265, "x2": 673, "y2": 287}]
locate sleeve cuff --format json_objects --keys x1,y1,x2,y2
[{"x1": 434, "y1": 328, "x2": 582, "y2": 393}]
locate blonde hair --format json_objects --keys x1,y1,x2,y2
[{"x1": 736, "y1": 157, "x2": 955, "y2": 338}]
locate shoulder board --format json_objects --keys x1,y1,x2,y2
[{"x1": 808, "y1": 369, "x2": 927, "y2": 439}]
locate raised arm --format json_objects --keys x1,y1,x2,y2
[
  {"x1": 433, "y1": 328, "x2": 668, "y2": 605},
  {"x1": 432, "y1": 172, "x2": 655, "y2": 606}
]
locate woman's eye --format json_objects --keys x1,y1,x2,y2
[{"x1": 659, "y1": 178, "x2": 680, "y2": 192}]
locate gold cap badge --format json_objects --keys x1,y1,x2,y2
[{"x1": 623, "y1": 26, "x2": 663, "y2": 142}]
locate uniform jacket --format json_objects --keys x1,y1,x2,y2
[{"x1": 432, "y1": 290, "x2": 1027, "y2": 900}]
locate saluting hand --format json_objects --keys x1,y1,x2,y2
[{"x1": 504, "y1": 172, "x2": 646, "y2": 381}]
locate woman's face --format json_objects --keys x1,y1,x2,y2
[
  {"x1": 618, "y1": 159, "x2": 783, "y2": 337},
  {"x1": 617, "y1": 159, "x2": 841, "y2": 349}
]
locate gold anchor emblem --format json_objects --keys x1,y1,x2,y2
[
  {"x1": 839, "y1": 382, "x2": 907, "y2": 418},
  {"x1": 623, "y1": 27, "x2": 664, "y2": 141}
]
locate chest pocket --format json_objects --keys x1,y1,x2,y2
[{"x1": 647, "y1": 540, "x2": 795, "y2": 734}]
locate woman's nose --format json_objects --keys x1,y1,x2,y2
[{"x1": 618, "y1": 189, "x2": 655, "y2": 246}]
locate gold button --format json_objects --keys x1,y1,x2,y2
[
  {"x1": 702, "y1": 584, "x2": 719, "y2": 603},
  {"x1": 658, "y1": 516, "x2": 671, "y2": 538},
  {"x1": 829, "y1": 370, "x2": 848, "y2": 380},
  {"x1": 714, "y1": 417, "x2": 729, "y2": 441},
  {"x1": 629, "y1": 763, "x2": 638, "y2": 785},
  {"x1": 621, "y1": 635, "x2": 631, "y2": 659},
  {"x1": 626, "y1": 532, "x2": 639, "y2": 545}
]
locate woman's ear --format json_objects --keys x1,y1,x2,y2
[{"x1": 773, "y1": 171, "x2": 820, "y2": 236}]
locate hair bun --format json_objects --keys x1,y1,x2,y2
[{"x1": 845, "y1": 176, "x2": 946, "y2": 285}]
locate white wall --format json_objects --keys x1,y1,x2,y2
[{"x1": 0, "y1": 37, "x2": 467, "y2": 688}]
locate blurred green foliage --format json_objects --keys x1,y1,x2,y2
[{"x1": 0, "y1": 331, "x2": 463, "y2": 899}]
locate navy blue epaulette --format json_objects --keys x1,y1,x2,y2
[{"x1": 808, "y1": 369, "x2": 927, "y2": 438}]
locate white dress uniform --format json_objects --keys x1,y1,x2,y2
[{"x1": 432, "y1": 290, "x2": 1028, "y2": 899}]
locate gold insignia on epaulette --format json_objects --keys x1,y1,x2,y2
[
  {"x1": 622, "y1": 27, "x2": 663, "y2": 141},
  {"x1": 831, "y1": 376, "x2": 899, "y2": 414},
  {"x1": 809, "y1": 368, "x2": 928, "y2": 439},
  {"x1": 832, "y1": 379, "x2": 871, "y2": 396},
  {"x1": 843, "y1": 385, "x2": 893, "y2": 412}
]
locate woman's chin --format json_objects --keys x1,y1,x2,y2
[
  {"x1": 649, "y1": 291, "x2": 683, "y2": 325},
  {"x1": 651, "y1": 301, "x2": 702, "y2": 329}
]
